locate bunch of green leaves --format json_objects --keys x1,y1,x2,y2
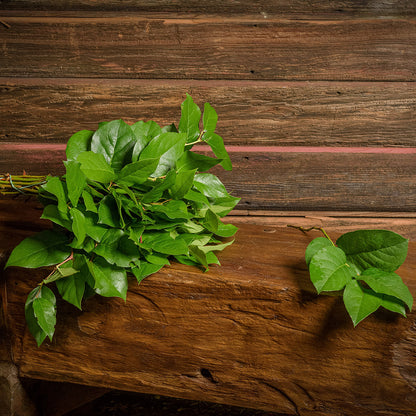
[
  {"x1": 5, "y1": 94, "x2": 240, "y2": 346},
  {"x1": 305, "y1": 228, "x2": 412, "y2": 325}
]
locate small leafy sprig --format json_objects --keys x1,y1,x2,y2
[
  {"x1": 295, "y1": 226, "x2": 413, "y2": 326},
  {"x1": 4, "y1": 94, "x2": 240, "y2": 346}
]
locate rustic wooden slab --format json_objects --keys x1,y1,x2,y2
[
  {"x1": 1, "y1": 1, "x2": 415, "y2": 18},
  {"x1": 1, "y1": 144, "x2": 415, "y2": 211},
  {"x1": 1, "y1": 80, "x2": 416, "y2": 147},
  {"x1": 2, "y1": 221, "x2": 416, "y2": 416},
  {"x1": 1, "y1": 16, "x2": 415, "y2": 81}
]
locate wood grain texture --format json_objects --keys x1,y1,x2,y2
[
  {"x1": 1, "y1": 16, "x2": 415, "y2": 81},
  {"x1": 1, "y1": 80, "x2": 416, "y2": 147},
  {"x1": 1, "y1": 1, "x2": 416, "y2": 18},
  {"x1": 2, "y1": 220, "x2": 416, "y2": 416},
  {"x1": 1, "y1": 144, "x2": 415, "y2": 211}
]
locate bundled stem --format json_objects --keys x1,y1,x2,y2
[{"x1": 0, "y1": 173, "x2": 47, "y2": 196}]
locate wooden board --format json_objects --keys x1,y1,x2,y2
[
  {"x1": 1, "y1": 1, "x2": 416, "y2": 18},
  {"x1": 1, "y1": 79, "x2": 416, "y2": 147},
  {"x1": 1, "y1": 144, "x2": 415, "y2": 211},
  {"x1": 3, "y1": 221, "x2": 416, "y2": 416},
  {"x1": 1, "y1": 16, "x2": 415, "y2": 81}
]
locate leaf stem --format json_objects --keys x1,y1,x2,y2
[
  {"x1": 0, "y1": 173, "x2": 47, "y2": 196},
  {"x1": 40, "y1": 252, "x2": 74, "y2": 286},
  {"x1": 186, "y1": 130, "x2": 206, "y2": 147},
  {"x1": 287, "y1": 225, "x2": 335, "y2": 246}
]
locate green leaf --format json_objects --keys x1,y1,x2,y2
[
  {"x1": 33, "y1": 296, "x2": 57, "y2": 341},
  {"x1": 64, "y1": 160, "x2": 87, "y2": 207},
  {"x1": 162, "y1": 123, "x2": 178, "y2": 133},
  {"x1": 131, "y1": 120, "x2": 162, "y2": 161},
  {"x1": 117, "y1": 159, "x2": 159, "y2": 186},
  {"x1": 28, "y1": 286, "x2": 56, "y2": 340},
  {"x1": 88, "y1": 257, "x2": 128, "y2": 300},
  {"x1": 145, "y1": 253, "x2": 170, "y2": 266},
  {"x1": 206, "y1": 251, "x2": 220, "y2": 265},
  {"x1": 90, "y1": 119, "x2": 136, "y2": 172},
  {"x1": 70, "y1": 207, "x2": 87, "y2": 248},
  {"x1": 131, "y1": 262, "x2": 163, "y2": 284},
  {"x1": 199, "y1": 239, "x2": 234, "y2": 254},
  {"x1": 380, "y1": 294, "x2": 407, "y2": 316},
  {"x1": 77, "y1": 151, "x2": 116, "y2": 184},
  {"x1": 110, "y1": 189, "x2": 126, "y2": 228},
  {"x1": 176, "y1": 151, "x2": 221, "y2": 172},
  {"x1": 305, "y1": 237, "x2": 333, "y2": 266},
  {"x1": 179, "y1": 94, "x2": 201, "y2": 142},
  {"x1": 336, "y1": 230, "x2": 409, "y2": 273},
  {"x1": 343, "y1": 280, "x2": 382, "y2": 326},
  {"x1": 141, "y1": 232, "x2": 189, "y2": 255},
  {"x1": 184, "y1": 189, "x2": 210, "y2": 205},
  {"x1": 359, "y1": 268, "x2": 413, "y2": 310},
  {"x1": 148, "y1": 200, "x2": 189, "y2": 220},
  {"x1": 83, "y1": 211, "x2": 108, "y2": 242},
  {"x1": 25, "y1": 297, "x2": 47, "y2": 347},
  {"x1": 25, "y1": 286, "x2": 57, "y2": 346},
  {"x1": 41, "y1": 205, "x2": 72, "y2": 230},
  {"x1": 56, "y1": 274, "x2": 86, "y2": 310},
  {"x1": 98, "y1": 195, "x2": 121, "y2": 227},
  {"x1": 141, "y1": 170, "x2": 177, "y2": 203},
  {"x1": 208, "y1": 196, "x2": 240, "y2": 217},
  {"x1": 128, "y1": 226, "x2": 145, "y2": 245},
  {"x1": 308, "y1": 246, "x2": 354, "y2": 293},
  {"x1": 203, "y1": 209, "x2": 219, "y2": 233},
  {"x1": 94, "y1": 229, "x2": 140, "y2": 268},
  {"x1": 214, "y1": 222, "x2": 238, "y2": 238},
  {"x1": 66, "y1": 130, "x2": 93, "y2": 161},
  {"x1": 204, "y1": 133, "x2": 232, "y2": 171},
  {"x1": 180, "y1": 220, "x2": 205, "y2": 234},
  {"x1": 170, "y1": 169, "x2": 196, "y2": 200},
  {"x1": 140, "y1": 132, "x2": 187, "y2": 177},
  {"x1": 189, "y1": 245, "x2": 209, "y2": 269},
  {"x1": 82, "y1": 190, "x2": 97, "y2": 213},
  {"x1": 193, "y1": 173, "x2": 230, "y2": 200},
  {"x1": 203, "y1": 102, "x2": 218, "y2": 134},
  {"x1": 6, "y1": 230, "x2": 70, "y2": 269},
  {"x1": 41, "y1": 176, "x2": 68, "y2": 214}
]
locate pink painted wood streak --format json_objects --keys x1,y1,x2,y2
[{"x1": 1, "y1": 143, "x2": 416, "y2": 154}]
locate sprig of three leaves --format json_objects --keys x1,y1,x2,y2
[{"x1": 305, "y1": 229, "x2": 412, "y2": 326}]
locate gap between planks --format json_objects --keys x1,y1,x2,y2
[
  {"x1": 1, "y1": 143, "x2": 416, "y2": 154},
  {"x1": 1, "y1": 14, "x2": 416, "y2": 24}
]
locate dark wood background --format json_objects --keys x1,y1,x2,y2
[{"x1": 1, "y1": 1, "x2": 415, "y2": 220}]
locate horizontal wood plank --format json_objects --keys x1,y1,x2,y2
[
  {"x1": 229, "y1": 214, "x2": 416, "y2": 240},
  {"x1": 1, "y1": 80, "x2": 416, "y2": 147},
  {"x1": 1, "y1": 17, "x2": 415, "y2": 81},
  {"x1": 3, "y1": 221, "x2": 416, "y2": 415},
  {"x1": 1, "y1": 144, "x2": 415, "y2": 211},
  {"x1": 1, "y1": 1, "x2": 415, "y2": 18}
]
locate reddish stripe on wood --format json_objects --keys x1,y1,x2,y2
[
  {"x1": 2, "y1": 143, "x2": 416, "y2": 154},
  {"x1": 200, "y1": 145, "x2": 416, "y2": 154}
]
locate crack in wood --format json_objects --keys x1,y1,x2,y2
[{"x1": 259, "y1": 381, "x2": 300, "y2": 415}]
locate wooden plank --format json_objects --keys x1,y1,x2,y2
[
  {"x1": 229, "y1": 214, "x2": 416, "y2": 240},
  {"x1": 3, "y1": 222, "x2": 416, "y2": 416},
  {"x1": 1, "y1": 1, "x2": 415, "y2": 18},
  {"x1": 1, "y1": 144, "x2": 415, "y2": 211},
  {"x1": 1, "y1": 17, "x2": 415, "y2": 81},
  {"x1": 1, "y1": 79, "x2": 416, "y2": 147}
]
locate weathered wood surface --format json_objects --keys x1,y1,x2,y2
[
  {"x1": 1, "y1": 144, "x2": 415, "y2": 212},
  {"x1": 2, "y1": 221, "x2": 416, "y2": 416},
  {"x1": 1, "y1": 1, "x2": 415, "y2": 18},
  {"x1": 1, "y1": 80, "x2": 416, "y2": 147},
  {"x1": 1, "y1": 16, "x2": 415, "y2": 81}
]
